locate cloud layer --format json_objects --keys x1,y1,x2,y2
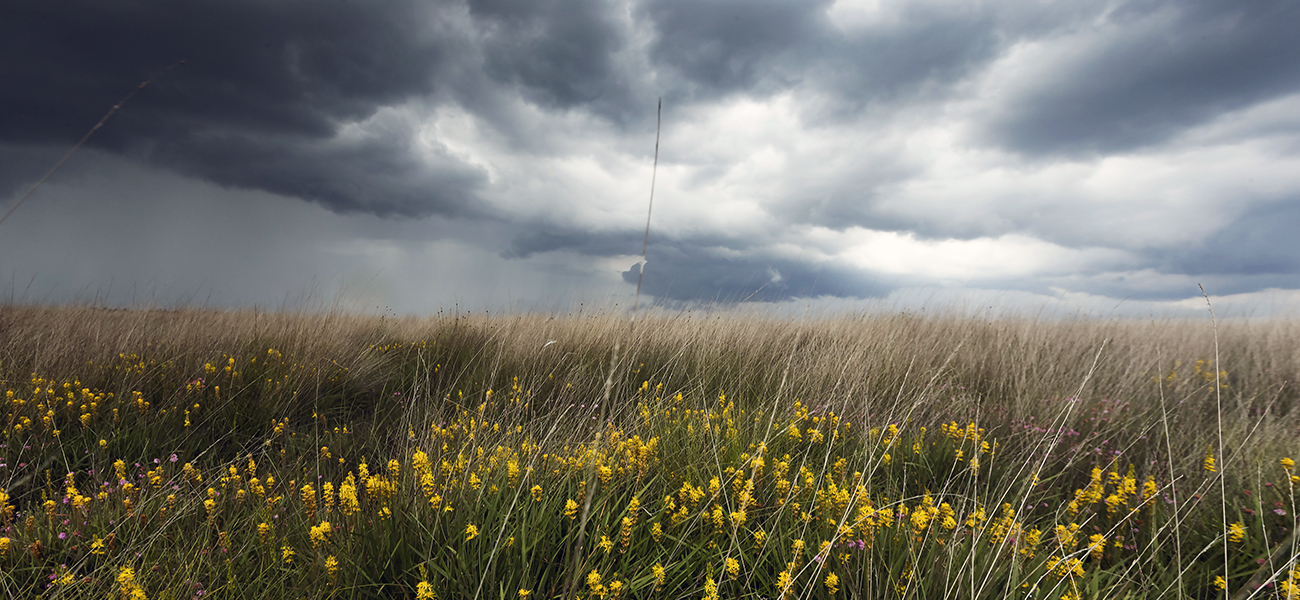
[{"x1": 2, "y1": 0, "x2": 1299, "y2": 311}]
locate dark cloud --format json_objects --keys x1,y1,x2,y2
[
  {"x1": 504, "y1": 226, "x2": 890, "y2": 302},
  {"x1": 622, "y1": 240, "x2": 893, "y2": 303},
  {"x1": 470, "y1": 0, "x2": 637, "y2": 120},
  {"x1": 640, "y1": 0, "x2": 1020, "y2": 108},
  {"x1": 982, "y1": 0, "x2": 1300, "y2": 155},
  {"x1": 642, "y1": 0, "x2": 833, "y2": 95},
  {"x1": 504, "y1": 226, "x2": 763, "y2": 261},
  {"x1": 2, "y1": 2, "x2": 452, "y2": 142},
  {"x1": 0, "y1": 1, "x2": 487, "y2": 216}
]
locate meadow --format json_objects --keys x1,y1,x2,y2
[{"x1": 0, "y1": 303, "x2": 1297, "y2": 599}]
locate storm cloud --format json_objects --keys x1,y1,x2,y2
[{"x1": 2, "y1": 0, "x2": 1299, "y2": 312}]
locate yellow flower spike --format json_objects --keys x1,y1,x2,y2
[
  {"x1": 1228, "y1": 521, "x2": 1245, "y2": 543},
  {"x1": 776, "y1": 565, "x2": 794, "y2": 600},
  {"x1": 587, "y1": 569, "x2": 606, "y2": 599},
  {"x1": 531, "y1": 485, "x2": 543, "y2": 502},
  {"x1": 309, "y1": 521, "x2": 332, "y2": 548},
  {"x1": 825, "y1": 571, "x2": 840, "y2": 595},
  {"x1": 1204, "y1": 446, "x2": 1216, "y2": 473},
  {"x1": 325, "y1": 555, "x2": 339, "y2": 583},
  {"x1": 726, "y1": 557, "x2": 740, "y2": 580},
  {"x1": 652, "y1": 563, "x2": 666, "y2": 591},
  {"x1": 702, "y1": 575, "x2": 719, "y2": 600},
  {"x1": 465, "y1": 523, "x2": 479, "y2": 541},
  {"x1": 1088, "y1": 534, "x2": 1105, "y2": 560},
  {"x1": 565, "y1": 499, "x2": 578, "y2": 520},
  {"x1": 1283, "y1": 457, "x2": 1295, "y2": 471}
]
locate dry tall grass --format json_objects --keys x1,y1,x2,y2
[{"x1": 1, "y1": 303, "x2": 1297, "y2": 598}]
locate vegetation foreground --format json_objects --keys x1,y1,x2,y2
[{"x1": 0, "y1": 304, "x2": 1298, "y2": 599}]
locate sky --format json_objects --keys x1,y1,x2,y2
[{"x1": 3, "y1": 0, "x2": 1300, "y2": 317}]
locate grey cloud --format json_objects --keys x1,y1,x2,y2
[
  {"x1": 149, "y1": 116, "x2": 488, "y2": 218},
  {"x1": 5, "y1": 0, "x2": 1299, "y2": 309},
  {"x1": 642, "y1": 0, "x2": 833, "y2": 95},
  {"x1": 0, "y1": 1, "x2": 486, "y2": 216},
  {"x1": 504, "y1": 226, "x2": 890, "y2": 302},
  {"x1": 504, "y1": 226, "x2": 766, "y2": 261},
  {"x1": 470, "y1": 0, "x2": 637, "y2": 120},
  {"x1": 982, "y1": 0, "x2": 1300, "y2": 156},
  {"x1": 622, "y1": 241, "x2": 893, "y2": 303},
  {"x1": 1, "y1": 2, "x2": 450, "y2": 142},
  {"x1": 1151, "y1": 198, "x2": 1300, "y2": 281},
  {"x1": 640, "y1": 0, "x2": 1116, "y2": 118}
]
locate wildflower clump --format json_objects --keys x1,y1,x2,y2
[{"x1": 117, "y1": 566, "x2": 147, "y2": 600}]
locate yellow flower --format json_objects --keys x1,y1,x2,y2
[
  {"x1": 726, "y1": 557, "x2": 740, "y2": 579},
  {"x1": 309, "y1": 521, "x2": 332, "y2": 548},
  {"x1": 282, "y1": 544, "x2": 295, "y2": 564},
  {"x1": 301, "y1": 484, "x2": 318, "y2": 518},
  {"x1": 465, "y1": 523, "x2": 479, "y2": 541},
  {"x1": 518, "y1": 590, "x2": 531, "y2": 598},
  {"x1": 1214, "y1": 575, "x2": 1227, "y2": 590},
  {"x1": 53, "y1": 565, "x2": 75, "y2": 586},
  {"x1": 776, "y1": 567, "x2": 793, "y2": 599},
  {"x1": 702, "y1": 575, "x2": 719, "y2": 600},
  {"x1": 651, "y1": 563, "x2": 665, "y2": 591},
  {"x1": 1283, "y1": 457, "x2": 1295, "y2": 471},
  {"x1": 416, "y1": 581, "x2": 436, "y2": 600},
  {"x1": 1204, "y1": 446, "x2": 1216, "y2": 473},
  {"x1": 587, "y1": 569, "x2": 606, "y2": 599},
  {"x1": 599, "y1": 535, "x2": 614, "y2": 554},
  {"x1": 530, "y1": 485, "x2": 543, "y2": 502},
  {"x1": 325, "y1": 555, "x2": 339, "y2": 582},
  {"x1": 339, "y1": 475, "x2": 360, "y2": 516},
  {"x1": 1088, "y1": 534, "x2": 1106, "y2": 560},
  {"x1": 117, "y1": 566, "x2": 147, "y2": 599},
  {"x1": 825, "y1": 571, "x2": 840, "y2": 595},
  {"x1": 565, "y1": 499, "x2": 579, "y2": 520},
  {"x1": 1228, "y1": 521, "x2": 1245, "y2": 543}
]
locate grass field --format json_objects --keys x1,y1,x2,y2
[{"x1": 0, "y1": 304, "x2": 1297, "y2": 599}]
